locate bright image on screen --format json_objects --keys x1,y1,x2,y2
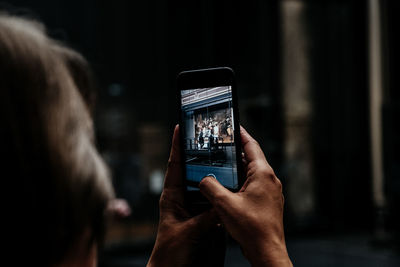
[{"x1": 181, "y1": 86, "x2": 238, "y2": 191}]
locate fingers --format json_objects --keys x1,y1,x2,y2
[
  {"x1": 240, "y1": 126, "x2": 268, "y2": 164},
  {"x1": 199, "y1": 176, "x2": 233, "y2": 209},
  {"x1": 240, "y1": 126, "x2": 277, "y2": 190},
  {"x1": 164, "y1": 125, "x2": 183, "y2": 189},
  {"x1": 168, "y1": 124, "x2": 181, "y2": 164}
]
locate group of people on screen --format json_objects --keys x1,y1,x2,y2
[{"x1": 195, "y1": 112, "x2": 233, "y2": 150}]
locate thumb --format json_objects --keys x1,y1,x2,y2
[{"x1": 199, "y1": 176, "x2": 234, "y2": 209}]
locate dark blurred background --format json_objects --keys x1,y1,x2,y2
[{"x1": 2, "y1": 0, "x2": 400, "y2": 266}]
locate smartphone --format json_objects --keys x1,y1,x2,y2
[{"x1": 177, "y1": 67, "x2": 244, "y2": 209}]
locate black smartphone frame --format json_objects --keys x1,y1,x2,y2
[{"x1": 177, "y1": 67, "x2": 244, "y2": 210}]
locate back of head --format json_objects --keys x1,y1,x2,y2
[{"x1": 0, "y1": 13, "x2": 114, "y2": 265}]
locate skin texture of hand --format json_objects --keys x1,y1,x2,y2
[
  {"x1": 147, "y1": 125, "x2": 221, "y2": 267},
  {"x1": 199, "y1": 126, "x2": 293, "y2": 267}
]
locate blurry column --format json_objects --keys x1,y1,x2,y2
[
  {"x1": 280, "y1": 0, "x2": 315, "y2": 227},
  {"x1": 368, "y1": 0, "x2": 387, "y2": 238},
  {"x1": 139, "y1": 124, "x2": 169, "y2": 196}
]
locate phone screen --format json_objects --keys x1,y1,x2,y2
[{"x1": 180, "y1": 86, "x2": 238, "y2": 191}]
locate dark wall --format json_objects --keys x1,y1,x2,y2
[
  {"x1": 4, "y1": 0, "x2": 397, "y2": 234},
  {"x1": 383, "y1": 0, "x2": 400, "y2": 233},
  {"x1": 306, "y1": 1, "x2": 372, "y2": 231}
]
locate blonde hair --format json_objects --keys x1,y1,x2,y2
[{"x1": 0, "y1": 14, "x2": 114, "y2": 264}]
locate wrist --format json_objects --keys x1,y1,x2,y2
[{"x1": 245, "y1": 239, "x2": 292, "y2": 267}]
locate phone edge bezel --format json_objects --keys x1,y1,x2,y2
[{"x1": 176, "y1": 67, "x2": 244, "y2": 207}]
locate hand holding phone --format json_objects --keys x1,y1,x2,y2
[
  {"x1": 149, "y1": 125, "x2": 292, "y2": 267},
  {"x1": 199, "y1": 127, "x2": 293, "y2": 267},
  {"x1": 147, "y1": 125, "x2": 225, "y2": 267},
  {"x1": 149, "y1": 68, "x2": 292, "y2": 267}
]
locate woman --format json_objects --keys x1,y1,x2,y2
[{"x1": 0, "y1": 14, "x2": 113, "y2": 266}]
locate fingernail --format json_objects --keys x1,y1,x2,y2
[{"x1": 205, "y1": 173, "x2": 217, "y2": 179}]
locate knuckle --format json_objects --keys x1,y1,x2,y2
[
  {"x1": 159, "y1": 193, "x2": 166, "y2": 206},
  {"x1": 250, "y1": 139, "x2": 261, "y2": 148},
  {"x1": 275, "y1": 178, "x2": 283, "y2": 191},
  {"x1": 248, "y1": 159, "x2": 268, "y2": 172},
  {"x1": 259, "y1": 165, "x2": 282, "y2": 191},
  {"x1": 259, "y1": 164, "x2": 275, "y2": 178},
  {"x1": 166, "y1": 159, "x2": 173, "y2": 168},
  {"x1": 246, "y1": 160, "x2": 258, "y2": 171}
]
